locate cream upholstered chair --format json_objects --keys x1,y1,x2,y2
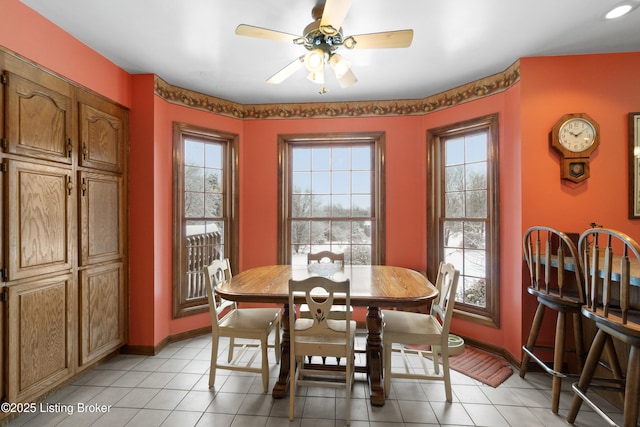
[
  {"x1": 301, "y1": 251, "x2": 352, "y2": 364},
  {"x1": 204, "y1": 258, "x2": 281, "y2": 393},
  {"x1": 289, "y1": 276, "x2": 355, "y2": 425},
  {"x1": 567, "y1": 228, "x2": 640, "y2": 427},
  {"x1": 520, "y1": 226, "x2": 586, "y2": 414},
  {"x1": 381, "y1": 262, "x2": 460, "y2": 402}
]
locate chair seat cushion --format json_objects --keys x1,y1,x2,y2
[
  {"x1": 219, "y1": 308, "x2": 280, "y2": 331},
  {"x1": 294, "y1": 318, "x2": 356, "y2": 333},
  {"x1": 299, "y1": 303, "x2": 353, "y2": 312},
  {"x1": 382, "y1": 309, "x2": 443, "y2": 342},
  {"x1": 293, "y1": 319, "x2": 356, "y2": 352}
]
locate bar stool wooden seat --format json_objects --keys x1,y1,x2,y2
[
  {"x1": 567, "y1": 228, "x2": 640, "y2": 427},
  {"x1": 520, "y1": 226, "x2": 586, "y2": 414}
]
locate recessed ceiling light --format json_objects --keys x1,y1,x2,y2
[{"x1": 606, "y1": 4, "x2": 633, "y2": 19}]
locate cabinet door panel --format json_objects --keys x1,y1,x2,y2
[
  {"x1": 78, "y1": 93, "x2": 124, "y2": 172},
  {"x1": 79, "y1": 263, "x2": 125, "y2": 366},
  {"x1": 4, "y1": 71, "x2": 73, "y2": 164},
  {"x1": 79, "y1": 171, "x2": 123, "y2": 266},
  {"x1": 6, "y1": 160, "x2": 74, "y2": 280},
  {"x1": 6, "y1": 274, "x2": 75, "y2": 403}
]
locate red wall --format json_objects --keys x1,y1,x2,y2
[
  {"x1": 520, "y1": 53, "x2": 640, "y2": 233},
  {"x1": 414, "y1": 92, "x2": 524, "y2": 357},
  {"x1": 4, "y1": 0, "x2": 640, "y2": 360},
  {"x1": 128, "y1": 74, "x2": 156, "y2": 346},
  {"x1": 152, "y1": 98, "x2": 246, "y2": 339},
  {"x1": 518, "y1": 53, "x2": 640, "y2": 353},
  {"x1": 0, "y1": 0, "x2": 131, "y2": 108}
]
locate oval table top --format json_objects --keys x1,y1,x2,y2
[{"x1": 216, "y1": 264, "x2": 438, "y2": 307}]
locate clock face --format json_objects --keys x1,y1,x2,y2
[{"x1": 558, "y1": 118, "x2": 596, "y2": 153}]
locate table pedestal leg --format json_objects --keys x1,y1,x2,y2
[
  {"x1": 367, "y1": 305, "x2": 385, "y2": 406},
  {"x1": 272, "y1": 304, "x2": 291, "y2": 399}
]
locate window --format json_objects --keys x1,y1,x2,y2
[
  {"x1": 279, "y1": 133, "x2": 385, "y2": 265},
  {"x1": 427, "y1": 114, "x2": 500, "y2": 327},
  {"x1": 172, "y1": 123, "x2": 238, "y2": 318}
]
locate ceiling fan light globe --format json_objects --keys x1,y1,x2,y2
[
  {"x1": 304, "y1": 49, "x2": 325, "y2": 72},
  {"x1": 329, "y1": 54, "x2": 350, "y2": 78},
  {"x1": 337, "y1": 68, "x2": 357, "y2": 88}
]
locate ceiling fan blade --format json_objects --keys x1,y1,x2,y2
[
  {"x1": 320, "y1": 0, "x2": 353, "y2": 33},
  {"x1": 235, "y1": 24, "x2": 299, "y2": 43},
  {"x1": 336, "y1": 68, "x2": 357, "y2": 88},
  {"x1": 350, "y1": 29, "x2": 414, "y2": 49},
  {"x1": 267, "y1": 56, "x2": 305, "y2": 84}
]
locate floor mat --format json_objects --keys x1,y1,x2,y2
[{"x1": 405, "y1": 345, "x2": 513, "y2": 388}]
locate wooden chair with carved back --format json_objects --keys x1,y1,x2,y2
[
  {"x1": 288, "y1": 276, "x2": 355, "y2": 425},
  {"x1": 381, "y1": 262, "x2": 460, "y2": 402},
  {"x1": 301, "y1": 251, "x2": 353, "y2": 364}
]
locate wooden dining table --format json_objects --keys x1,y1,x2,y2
[{"x1": 215, "y1": 264, "x2": 438, "y2": 406}]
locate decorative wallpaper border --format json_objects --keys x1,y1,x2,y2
[{"x1": 154, "y1": 60, "x2": 520, "y2": 120}]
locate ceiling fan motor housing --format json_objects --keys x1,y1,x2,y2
[{"x1": 301, "y1": 20, "x2": 344, "y2": 53}]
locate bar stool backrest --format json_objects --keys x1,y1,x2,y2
[
  {"x1": 578, "y1": 227, "x2": 640, "y2": 329},
  {"x1": 523, "y1": 226, "x2": 585, "y2": 304}
]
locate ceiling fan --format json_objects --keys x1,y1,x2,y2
[{"x1": 235, "y1": 0, "x2": 413, "y2": 92}]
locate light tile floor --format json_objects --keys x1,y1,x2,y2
[{"x1": 3, "y1": 331, "x2": 626, "y2": 427}]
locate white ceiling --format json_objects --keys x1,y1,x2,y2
[{"x1": 20, "y1": 0, "x2": 640, "y2": 105}]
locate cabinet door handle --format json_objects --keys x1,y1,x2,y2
[
  {"x1": 81, "y1": 178, "x2": 87, "y2": 196},
  {"x1": 67, "y1": 138, "x2": 73, "y2": 158},
  {"x1": 67, "y1": 176, "x2": 73, "y2": 195},
  {"x1": 83, "y1": 142, "x2": 88, "y2": 160}
]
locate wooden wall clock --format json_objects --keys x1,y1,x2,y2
[{"x1": 550, "y1": 113, "x2": 600, "y2": 183}]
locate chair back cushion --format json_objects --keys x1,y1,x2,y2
[{"x1": 523, "y1": 226, "x2": 585, "y2": 304}]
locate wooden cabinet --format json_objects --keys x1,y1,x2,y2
[
  {"x1": 77, "y1": 91, "x2": 124, "y2": 173},
  {"x1": 5, "y1": 274, "x2": 76, "y2": 403},
  {"x1": 75, "y1": 88, "x2": 127, "y2": 371},
  {"x1": 3, "y1": 70, "x2": 74, "y2": 165},
  {"x1": 79, "y1": 171, "x2": 124, "y2": 266},
  {"x1": 79, "y1": 263, "x2": 124, "y2": 365},
  {"x1": 0, "y1": 50, "x2": 128, "y2": 409},
  {"x1": 78, "y1": 163, "x2": 126, "y2": 368},
  {"x1": 5, "y1": 159, "x2": 75, "y2": 281}
]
